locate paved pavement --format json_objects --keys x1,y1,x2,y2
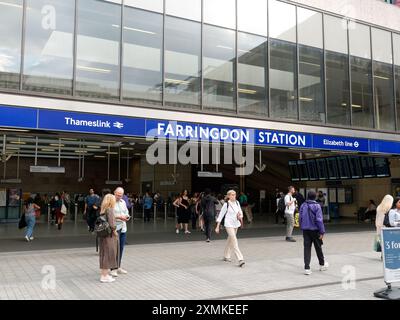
[{"x1": 0, "y1": 230, "x2": 391, "y2": 300}]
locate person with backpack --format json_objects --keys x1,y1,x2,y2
[
  {"x1": 276, "y1": 192, "x2": 285, "y2": 224},
  {"x1": 388, "y1": 197, "x2": 400, "y2": 227},
  {"x1": 200, "y1": 189, "x2": 218, "y2": 242},
  {"x1": 299, "y1": 191, "x2": 328, "y2": 275},
  {"x1": 215, "y1": 190, "x2": 245, "y2": 268},
  {"x1": 98, "y1": 193, "x2": 118, "y2": 283},
  {"x1": 375, "y1": 195, "x2": 394, "y2": 260}
]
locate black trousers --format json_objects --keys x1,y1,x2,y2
[
  {"x1": 87, "y1": 208, "x2": 98, "y2": 232},
  {"x1": 144, "y1": 208, "x2": 151, "y2": 222},
  {"x1": 303, "y1": 230, "x2": 325, "y2": 269},
  {"x1": 203, "y1": 214, "x2": 214, "y2": 240},
  {"x1": 191, "y1": 212, "x2": 198, "y2": 230}
]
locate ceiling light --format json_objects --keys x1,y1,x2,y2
[
  {"x1": 121, "y1": 147, "x2": 134, "y2": 150},
  {"x1": 86, "y1": 145, "x2": 101, "y2": 149},
  {"x1": 106, "y1": 151, "x2": 118, "y2": 155},
  {"x1": 299, "y1": 97, "x2": 313, "y2": 102},
  {"x1": 165, "y1": 78, "x2": 190, "y2": 85},
  {"x1": 0, "y1": 1, "x2": 22, "y2": 8},
  {"x1": 237, "y1": 88, "x2": 257, "y2": 95},
  {"x1": 41, "y1": 148, "x2": 55, "y2": 152},
  {"x1": 112, "y1": 24, "x2": 156, "y2": 35},
  {"x1": 373, "y1": 75, "x2": 389, "y2": 80},
  {"x1": 50, "y1": 143, "x2": 65, "y2": 147},
  {"x1": 351, "y1": 104, "x2": 362, "y2": 108},
  {"x1": 77, "y1": 65, "x2": 111, "y2": 73},
  {"x1": 94, "y1": 155, "x2": 106, "y2": 158},
  {"x1": 102, "y1": 140, "x2": 117, "y2": 143},
  {"x1": 60, "y1": 138, "x2": 78, "y2": 141},
  {"x1": 7, "y1": 147, "x2": 20, "y2": 150},
  {"x1": 216, "y1": 45, "x2": 233, "y2": 50},
  {"x1": 134, "y1": 153, "x2": 141, "y2": 156},
  {"x1": 10, "y1": 141, "x2": 26, "y2": 145},
  {"x1": 75, "y1": 150, "x2": 88, "y2": 153}
]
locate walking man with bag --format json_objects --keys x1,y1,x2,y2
[{"x1": 284, "y1": 186, "x2": 297, "y2": 242}]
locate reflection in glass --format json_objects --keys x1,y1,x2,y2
[
  {"x1": 371, "y1": 28, "x2": 392, "y2": 64},
  {"x1": 297, "y1": 8, "x2": 322, "y2": 49},
  {"x1": 268, "y1": 0, "x2": 296, "y2": 43},
  {"x1": 203, "y1": 25, "x2": 236, "y2": 112},
  {"x1": 396, "y1": 66, "x2": 400, "y2": 131},
  {"x1": 299, "y1": 45, "x2": 324, "y2": 123},
  {"x1": 351, "y1": 56, "x2": 373, "y2": 129},
  {"x1": 124, "y1": 0, "x2": 163, "y2": 13},
  {"x1": 324, "y1": 15, "x2": 347, "y2": 55},
  {"x1": 237, "y1": 0, "x2": 268, "y2": 36},
  {"x1": 394, "y1": 34, "x2": 400, "y2": 66},
  {"x1": 0, "y1": 0, "x2": 22, "y2": 89},
  {"x1": 203, "y1": 0, "x2": 235, "y2": 29},
  {"x1": 349, "y1": 23, "x2": 371, "y2": 59},
  {"x1": 123, "y1": 8, "x2": 163, "y2": 104},
  {"x1": 76, "y1": 0, "x2": 121, "y2": 100},
  {"x1": 326, "y1": 51, "x2": 350, "y2": 126},
  {"x1": 166, "y1": 0, "x2": 201, "y2": 21},
  {"x1": 23, "y1": 0, "x2": 74, "y2": 95},
  {"x1": 316, "y1": 158, "x2": 328, "y2": 180},
  {"x1": 374, "y1": 62, "x2": 395, "y2": 131},
  {"x1": 165, "y1": 17, "x2": 201, "y2": 109},
  {"x1": 270, "y1": 39, "x2": 297, "y2": 120},
  {"x1": 237, "y1": 32, "x2": 267, "y2": 116}
]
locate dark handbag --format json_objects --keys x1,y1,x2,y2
[
  {"x1": 18, "y1": 213, "x2": 27, "y2": 229},
  {"x1": 94, "y1": 215, "x2": 112, "y2": 238}
]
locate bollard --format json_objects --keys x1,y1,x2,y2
[
  {"x1": 153, "y1": 203, "x2": 156, "y2": 222},
  {"x1": 47, "y1": 204, "x2": 51, "y2": 224},
  {"x1": 74, "y1": 203, "x2": 78, "y2": 225},
  {"x1": 164, "y1": 202, "x2": 167, "y2": 221},
  {"x1": 131, "y1": 206, "x2": 134, "y2": 224},
  {"x1": 142, "y1": 206, "x2": 144, "y2": 220}
]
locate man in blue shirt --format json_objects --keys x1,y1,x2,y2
[{"x1": 84, "y1": 188, "x2": 100, "y2": 233}]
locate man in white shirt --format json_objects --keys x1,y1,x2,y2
[
  {"x1": 284, "y1": 186, "x2": 297, "y2": 242},
  {"x1": 110, "y1": 187, "x2": 130, "y2": 277}
]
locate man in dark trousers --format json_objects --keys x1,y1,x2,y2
[
  {"x1": 201, "y1": 189, "x2": 218, "y2": 242},
  {"x1": 84, "y1": 188, "x2": 100, "y2": 233},
  {"x1": 293, "y1": 188, "x2": 305, "y2": 209}
]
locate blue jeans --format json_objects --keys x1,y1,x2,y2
[
  {"x1": 118, "y1": 230, "x2": 127, "y2": 268},
  {"x1": 25, "y1": 215, "x2": 36, "y2": 238}
]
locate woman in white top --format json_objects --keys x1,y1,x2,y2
[
  {"x1": 215, "y1": 190, "x2": 245, "y2": 267},
  {"x1": 388, "y1": 197, "x2": 400, "y2": 227}
]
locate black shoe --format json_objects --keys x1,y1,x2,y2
[
  {"x1": 286, "y1": 237, "x2": 296, "y2": 242},
  {"x1": 239, "y1": 260, "x2": 245, "y2": 267}
]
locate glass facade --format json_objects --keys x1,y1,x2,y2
[
  {"x1": 23, "y1": 0, "x2": 74, "y2": 95},
  {"x1": 0, "y1": 0, "x2": 400, "y2": 133},
  {"x1": 0, "y1": 0, "x2": 23, "y2": 90}
]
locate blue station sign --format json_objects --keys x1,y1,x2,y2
[{"x1": 1, "y1": 104, "x2": 400, "y2": 155}]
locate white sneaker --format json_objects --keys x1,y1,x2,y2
[
  {"x1": 29, "y1": 237, "x2": 34, "y2": 241},
  {"x1": 110, "y1": 270, "x2": 118, "y2": 277},
  {"x1": 185, "y1": 230, "x2": 191, "y2": 234},
  {"x1": 320, "y1": 262, "x2": 329, "y2": 271},
  {"x1": 117, "y1": 268, "x2": 128, "y2": 274},
  {"x1": 176, "y1": 229, "x2": 179, "y2": 234},
  {"x1": 25, "y1": 236, "x2": 30, "y2": 242},
  {"x1": 100, "y1": 276, "x2": 115, "y2": 283},
  {"x1": 304, "y1": 269, "x2": 312, "y2": 275}
]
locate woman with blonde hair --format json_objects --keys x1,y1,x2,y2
[
  {"x1": 98, "y1": 194, "x2": 118, "y2": 283},
  {"x1": 375, "y1": 194, "x2": 394, "y2": 259},
  {"x1": 215, "y1": 190, "x2": 245, "y2": 267}
]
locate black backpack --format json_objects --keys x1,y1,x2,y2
[
  {"x1": 94, "y1": 215, "x2": 112, "y2": 238},
  {"x1": 383, "y1": 213, "x2": 392, "y2": 228},
  {"x1": 278, "y1": 197, "x2": 286, "y2": 212}
]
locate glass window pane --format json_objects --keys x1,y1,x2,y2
[
  {"x1": 351, "y1": 56, "x2": 373, "y2": 128},
  {"x1": 165, "y1": 17, "x2": 201, "y2": 109},
  {"x1": 238, "y1": 32, "x2": 268, "y2": 116},
  {"x1": 324, "y1": 15, "x2": 348, "y2": 54},
  {"x1": 394, "y1": 34, "x2": 400, "y2": 66},
  {"x1": 374, "y1": 62, "x2": 395, "y2": 131},
  {"x1": 396, "y1": 66, "x2": 400, "y2": 130},
  {"x1": 0, "y1": 0, "x2": 23, "y2": 90},
  {"x1": 203, "y1": 0, "x2": 235, "y2": 29},
  {"x1": 269, "y1": 0, "x2": 296, "y2": 43},
  {"x1": 123, "y1": 8, "x2": 163, "y2": 104},
  {"x1": 349, "y1": 23, "x2": 371, "y2": 59},
  {"x1": 203, "y1": 25, "x2": 236, "y2": 113},
  {"x1": 326, "y1": 51, "x2": 350, "y2": 126},
  {"x1": 372, "y1": 28, "x2": 392, "y2": 64},
  {"x1": 297, "y1": 8, "x2": 322, "y2": 49},
  {"x1": 237, "y1": 0, "x2": 268, "y2": 36},
  {"x1": 166, "y1": 0, "x2": 201, "y2": 21},
  {"x1": 270, "y1": 39, "x2": 297, "y2": 120},
  {"x1": 299, "y1": 46, "x2": 324, "y2": 123},
  {"x1": 23, "y1": 0, "x2": 74, "y2": 95},
  {"x1": 76, "y1": 0, "x2": 121, "y2": 100},
  {"x1": 124, "y1": 0, "x2": 163, "y2": 13}
]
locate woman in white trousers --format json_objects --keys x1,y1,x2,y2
[{"x1": 215, "y1": 190, "x2": 245, "y2": 267}]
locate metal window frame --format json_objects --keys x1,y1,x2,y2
[
  {"x1": 119, "y1": 0, "x2": 124, "y2": 102},
  {"x1": 266, "y1": 0, "x2": 271, "y2": 118},
  {"x1": 370, "y1": 25, "x2": 377, "y2": 130},
  {"x1": 19, "y1": 0, "x2": 27, "y2": 91},
  {"x1": 394, "y1": 33, "x2": 399, "y2": 131},
  {"x1": 200, "y1": 0, "x2": 204, "y2": 111},
  {"x1": 295, "y1": 5, "x2": 300, "y2": 121},
  {"x1": 235, "y1": 0, "x2": 238, "y2": 114},
  {"x1": 348, "y1": 20, "x2": 353, "y2": 126},
  {"x1": 322, "y1": 13, "x2": 327, "y2": 124},
  {"x1": 162, "y1": 0, "x2": 166, "y2": 106},
  {"x1": 72, "y1": 0, "x2": 78, "y2": 96}
]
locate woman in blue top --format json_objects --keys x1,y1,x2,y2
[{"x1": 24, "y1": 197, "x2": 40, "y2": 242}]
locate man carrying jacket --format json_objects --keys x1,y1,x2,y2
[{"x1": 299, "y1": 190, "x2": 329, "y2": 275}]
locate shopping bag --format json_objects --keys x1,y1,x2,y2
[
  {"x1": 373, "y1": 235, "x2": 381, "y2": 252},
  {"x1": 18, "y1": 213, "x2": 27, "y2": 229},
  {"x1": 294, "y1": 212, "x2": 300, "y2": 228}
]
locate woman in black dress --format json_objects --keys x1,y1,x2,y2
[{"x1": 173, "y1": 190, "x2": 191, "y2": 234}]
